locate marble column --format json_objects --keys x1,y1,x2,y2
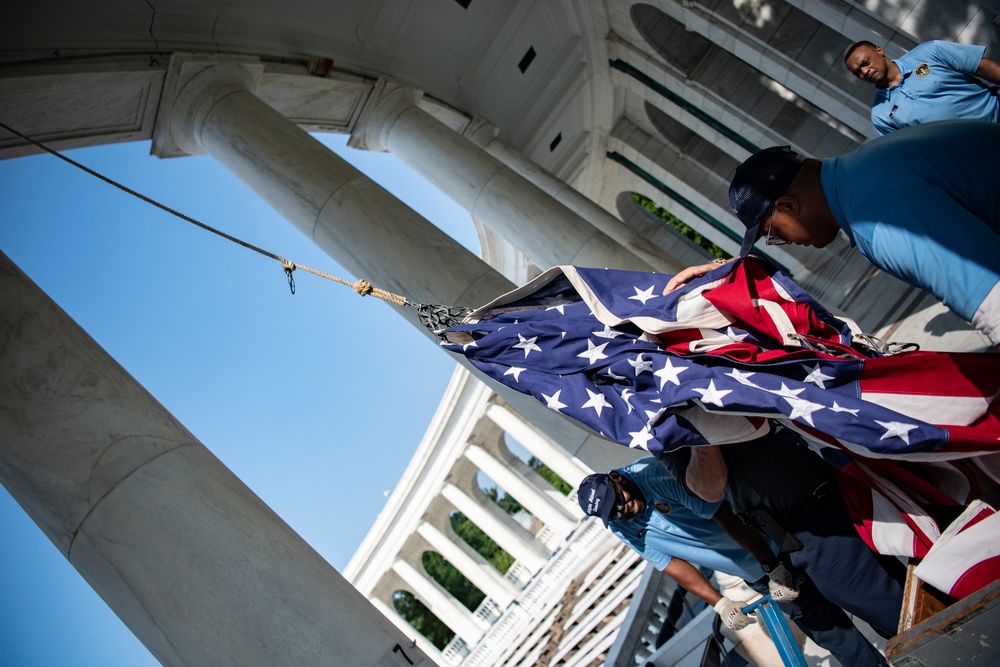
[
  {"x1": 391, "y1": 560, "x2": 486, "y2": 643},
  {"x1": 152, "y1": 55, "x2": 513, "y2": 327},
  {"x1": 440, "y1": 483, "x2": 548, "y2": 572},
  {"x1": 655, "y1": 0, "x2": 870, "y2": 136},
  {"x1": 462, "y1": 117, "x2": 682, "y2": 274},
  {"x1": 484, "y1": 402, "x2": 591, "y2": 495},
  {"x1": 349, "y1": 78, "x2": 658, "y2": 273},
  {"x1": 0, "y1": 250, "x2": 434, "y2": 667},
  {"x1": 415, "y1": 521, "x2": 516, "y2": 607},
  {"x1": 464, "y1": 444, "x2": 578, "y2": 536}
]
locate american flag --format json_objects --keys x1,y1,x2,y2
[{"x1": 442, "y1": 259, "x2": 1000, "y2": 587}]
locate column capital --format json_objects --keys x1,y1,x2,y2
[
  {"x1": 348, "y1": 77, "x2": 422, "y2": 152},
  {"x1": 152, "y1": 53, "x2": 264, "y2": 158},
  {"x1": 461, "y1": 115, "x2": 500, "y2": 148}
]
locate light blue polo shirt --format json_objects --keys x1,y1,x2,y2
[
  {"x1": 609, "y1": 457, "x2": 765, "y2": 583},
  {"x1": 872, "y1": 41, "x2": 999, "y2": 135},
  {"x1": 820, "y1": 120, "x2": 1000, "y2": 323}
]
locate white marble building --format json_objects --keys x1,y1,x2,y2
[{"x1": 1, "y1": 1, "x2": 996, "y2": 665}]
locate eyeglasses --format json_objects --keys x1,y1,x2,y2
[
  {"x1": 764, "y1": 206, "x2": 786, "y2": 246},
  {"x1": 609, "y1": 482, "x2": 627, "y2": 522}
]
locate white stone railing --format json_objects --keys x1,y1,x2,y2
[
  {"x1": 461, "y1": 519, "x2": 615, "y2": 667},
  {"x1": 441, "y1": 636, "x2": 469, "y2": 666},
  {"x1": 472, "y1": 597, "x2": 503, "y2": 625},
  {"x1": 502, "y1": 560, "x2": 533, "y2": 589}
]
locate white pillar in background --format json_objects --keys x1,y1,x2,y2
[
  {"x1": 462, "y1": 117, "x2": 682, "y2": 274},
  {"x1": 0, "y1": 250, "x2": 436, "y2": 667},
  {"x1": 657, "y1": 0, "x2": 871, "y2": 136},
  {"x1": 152, "y1": 55, "x2": 513, "y2": 327},
  {"x1": 349, "y1": 79, "x2": 659, "y2": 273},
  {"x1": 464, "y1": 444, "x2": 577, "y2": 536},
  {"x1": 440, "y1": 483, "x2": 548, "y2": 572},
  {"x1": 484, "y1": 402, "x2": 591, "y2": 493},
  {"x1": 391, "y1": 560, "x2": 487, "y2": 643},
  {"x1": 415, "y1": 521, "x2": 516, "y2": 607}
]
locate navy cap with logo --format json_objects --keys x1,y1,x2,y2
[
  {"x1": 577, "y1": 473, "x2": 619, "y2": 526},
  {"x1": 729, "y1": 146, "x2": 805, "y2": 257}
]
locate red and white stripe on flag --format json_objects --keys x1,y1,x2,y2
[{"x1": 914, "y1": 500, "x2": 1000, "y2": 599}]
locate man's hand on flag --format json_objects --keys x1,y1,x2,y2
[{"x1": 663, "y1": 258, "x2": 734, "y2": 294}]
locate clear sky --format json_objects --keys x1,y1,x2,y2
[{"x1": 0, "y1": 133, "x2": 482, "y2": 665}]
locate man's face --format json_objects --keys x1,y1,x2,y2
[
  {"x1": 765, "y1": 205, "x2": 840, "y2": 249},
  {"x1": 846, "y1": 45, "x2": 890, "y2": 87},
  {"x1": 608, "y1": 472, "x2": 646, "y2": 521}
]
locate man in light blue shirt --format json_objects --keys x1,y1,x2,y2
[
  {"x1": 845, "y1": 40, "x2": 1000, "y2": 135},
  {"x1": 579, "y1": 457, "x2": 890, "y2": 666},
  {"x1": 671, "y1": 121, "x2": 1000, "y2": 350}
]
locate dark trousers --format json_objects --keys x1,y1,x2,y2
[
  {"x1": 786, "y1": 490, "x2": 907, "y2": 638},
  {"x1": 746, "y1": 573, "x2": 888, "y2": 667}
]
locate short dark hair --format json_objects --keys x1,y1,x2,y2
[{"x1": 845, "y1": 40, "x2": 878, "y2": 64}]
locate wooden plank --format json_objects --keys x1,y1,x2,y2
[{"x1": 887, "y1": 578, "x2": 1000, "y2": 666}]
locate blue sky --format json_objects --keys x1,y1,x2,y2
[{"x1": 0, "y1": 134, "x2": 482, "y2": 665}]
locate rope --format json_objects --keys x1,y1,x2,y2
[{"x1": 0, "y1": 119, "x2": 409, "y2": 307}]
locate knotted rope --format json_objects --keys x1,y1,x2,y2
[{"x1": 0, "y1": 119, "x2": 414, "y2": 310}]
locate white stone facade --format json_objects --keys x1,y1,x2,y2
[{"x1": 2, "y1": 1, "x2": 996, "y2": 665}]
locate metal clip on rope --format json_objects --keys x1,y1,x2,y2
[{"x1": 282, "y1": 260, "x2": 296, "y2": 295}]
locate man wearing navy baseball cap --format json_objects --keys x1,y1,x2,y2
[
  {"x1": 663, "y1": 120, "x2": 1000, "y2": 351},
  {"x1": 579, "y1": 458, "x2": 892, "y2": 666}
]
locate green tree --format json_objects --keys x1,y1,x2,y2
[
  {"x1": 393, "y1": 590, "x2": 454, "y2": 650},
  {"x1": 528, "y1": 456, "x2": 572, "y2": 495},
  {"x1": 450, "y1": 511, "x2": 516, "y2": 574},
  {"x1": 632, "y1": 192, "x2": 729, "y2": 260},
  {"x1": 484, "y1": 485, "x2": 524, "y2": 515},
  {"x1": 422, "y1": 551, "x2": 486, "y2": 611}
]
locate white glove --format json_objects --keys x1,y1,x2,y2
[
  {"x1": 767, "y1": 562, "x2": 800, "y2": 602},
  {"x1": 713, "y1": 597, "x2": 757, "y2": 631}
]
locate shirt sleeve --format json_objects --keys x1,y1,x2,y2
[
  {"x1": 645, "y1": 456, "x2": 722, "y2": 520},
  {"x1": 927, "y1": 40, "x2": 987, "y2": 76}
]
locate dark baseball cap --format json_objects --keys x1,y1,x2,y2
[
  {"x1": 729, "y1": 146, "x2": 805, "y2": 256},
  {"x1": 577, "y1": 473, "x2": 618, "y2": 526}
]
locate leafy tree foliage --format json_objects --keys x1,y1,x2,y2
[
  {"x1": 399, "y1": 461, "x2": 574, "y2": 646},
  {"x1": 392, "y1": 590, "x2": 454, "y2": 649},
  {"x1": 450, "y1": 511, "x2": 515, "y2": 574},
  {"x1": 483, "y1": 485, "x2": 524, "y2": 514},
  {"x1": 632, "y1": 192, "x2": 729, "y2": 260},
  {"x1": 528, "y1": 456, "x2": 572, "y2": 495},
  {"x1": 422, "y1": 551, "x2": 486, "y2": 611}
]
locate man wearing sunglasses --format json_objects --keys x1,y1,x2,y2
[
  {"x1": 578, "y1": 457, "x2": 891, "y2": 666},
  {"x1": 663, "y1": 120, "x2": 1000, "y2": 351}
]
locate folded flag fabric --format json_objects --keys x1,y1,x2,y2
[
  {"x1": 913, "y1": 500, "x2": 1000, "y2": 599},
  {"x1": 443, "y1": 259, "x2": 1000, "y2": 459},
  {"x1": 442, "y1": 258, "x2": 1000, "y2": 583}
]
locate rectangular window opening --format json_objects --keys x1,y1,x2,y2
[
  {"x1": 549, "y1": 133, "x2": 562, "y2": 152},
  {"x1": 518, "y1": 47, "x2": 536, "y2": 73}
]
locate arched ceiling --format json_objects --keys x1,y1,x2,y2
[{"x1": 1, "y1": 0, "x2": 610, "y2": 167}]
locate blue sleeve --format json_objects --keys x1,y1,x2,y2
[
  {"x1": 644, "y1": 458, "x2": 722, "y2": 520},
  {"x1": 926, "y1": 40, "x2": 987, "y2": 76}
]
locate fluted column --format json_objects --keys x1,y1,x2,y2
[
  {"x1": 416, "y1": 521, "x2": 516, "y2": 607},
  {"x1": 440, "y1": 483, "x2": 548, "y2": 572},
  {"x1": 391, "y1": 560, "x2": 486, "y2": 643},
  {"x1": 462, "y1": 117, "x2": 682, "y2": 274},
  {"x1": 484, "y1": 402, "x2": 591, "y2": 496},
  {"x1": 655, "y1": 0, "x2": 871, "y2": 136},
  {"x1": 349, "y1": 78, "x2": 657, "y2": 272},
  {"x1": 464, "y1": 444, "x2": 578, "y2": 536}
]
